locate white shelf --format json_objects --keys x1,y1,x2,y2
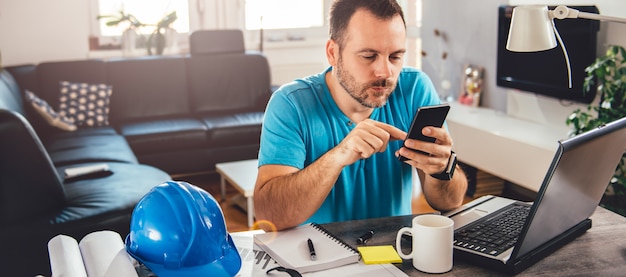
[{"x1": 446, "y1": 102, "x2": 571, "y2": 192}]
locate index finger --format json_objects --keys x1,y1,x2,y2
[{"x1": 371, "y1": 121, "x2": 406, "y2": 141}]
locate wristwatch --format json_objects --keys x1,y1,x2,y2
[{"x1": 430, "y1": 151, "x2": 457, "y2": 181}]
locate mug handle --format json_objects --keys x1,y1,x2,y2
[{"x1": 395, "y1": 227, "x2": 413, "y2": 259}]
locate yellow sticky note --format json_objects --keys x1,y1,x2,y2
[{"x1": 357, "y1": 245, "x2": 403, "y2": 264}]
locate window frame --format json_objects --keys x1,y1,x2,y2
[
  {"x1": 237, "y1": 0, "x2": 331, "y2": 51},
  {"x1": 89, "y1": 0, "x2": 331, "y2": 52}
]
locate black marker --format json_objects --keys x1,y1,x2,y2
[
  {"x1": 356, "y1": 230, "x2": 374, "y2": 244},
  {"x1": 307, "y1": 238, "x2": 317, "y2": 261}
]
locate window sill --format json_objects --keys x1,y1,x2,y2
[
  {"x1": 87, "y1": 47, "x2": 189, "y2": 59},
  {"x1": 263, "y1": 39, "x2": 323, "y2": 49}
]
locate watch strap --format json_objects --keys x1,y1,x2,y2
[{"x1": 430, "y1": 151, "x2": 457, "y2": 181}]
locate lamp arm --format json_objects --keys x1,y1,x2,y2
[
  {"x1": 552, "y1": 5, "x2": 626, "y2": 24},
  {"x1": 552, "y1": 21, "x2": 572, "y2": 89}
]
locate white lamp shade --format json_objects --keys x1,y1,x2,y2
[{"x1": 506, "y1": 5, "x2": 557, "y2": 52}]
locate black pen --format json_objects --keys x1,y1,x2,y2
[
  {"x1": 307, "y1": 238, "x2": 317, "y2": 261},
  {"x1": 356, "y1": 230, "x2": 374, "y2": 244}
]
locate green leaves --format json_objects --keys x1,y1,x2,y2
[
  {"x1": 567, "y1": 44, "x2": 626, "y2": 197},
  {"x1": 97, "y1": 10, "x2": 177, "y2": 56},
  {"x1": 147, "y1": 11, "x2": 177, "y2": 55},
  {"x1": 156, "y1": 11, "x2": 177, "y2": 29},
  {"x1": 96, "y1": 10, "x2": 143, "y2": 29}
]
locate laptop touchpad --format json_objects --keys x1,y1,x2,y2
[{"x1": 454, "y1": 209, "x2": 489, "y2": 228}]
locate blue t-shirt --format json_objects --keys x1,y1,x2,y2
[{"x1": 258, "y1": 66, "x2": 441, "y2": 224}]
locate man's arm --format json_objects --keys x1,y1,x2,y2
[
  {"x1": 253, "y1": 151, "x2": 342, "y2": 231},
  {"x1": 398, "y1": 126, "x2": 468, "y2": 211},
  {"x1": 254, "y1": 119, "x2": 405, "y2": 231},
  {"x1": 419, "y1": 165, "x2": 467, "y2": 211}
]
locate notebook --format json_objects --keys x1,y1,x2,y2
[
  {"x1": 234, "y1": 230, "x2": 407, "y2": 276},
  {"x1": 443, "y1": 116, "x2": 626, "y2": 274},
  {"x1": 253, "y1": 222, "x2": 360, "y2": 273}
]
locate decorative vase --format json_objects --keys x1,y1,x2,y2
[
  {"x1": 121, "y1": 28, "x2": 137, "y2": 56},
  {"x1": 164, "y1": 27, "x2": 178, "y2": 53}
]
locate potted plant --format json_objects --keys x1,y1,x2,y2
[
  {"x1": 97, "y1": 11, "x2": 144, "y2": 54},
  {"x1": 147, "y1": 11, "x2": 178, "y2": 55},
  {"x1": 566, "y1": 44, "x2": 626, "y2": 215}
]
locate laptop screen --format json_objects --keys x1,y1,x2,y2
[{"x1": 514, "y1": 118, "x2": 626, "y2": 258}]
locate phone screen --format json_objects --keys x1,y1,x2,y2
[{"x1": 398, "y1": 103, "x2": 450, "y2": 161}]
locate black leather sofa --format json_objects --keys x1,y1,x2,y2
[
  {"x1": 0, "y1": 71, "x2": 172, "y2": 276},
  {"x1": 0, "y1": 29, "x2": 272, "y2": 276},
  {"x1": 11, "y1": 30, "x2": 272, "y2": 175}
]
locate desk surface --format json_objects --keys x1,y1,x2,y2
[{"x1": 320, "y1": 206, "x2": 626, "y2": 276}]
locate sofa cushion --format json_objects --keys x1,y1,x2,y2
[
  {"x1": 189, "y1": 29, "x2": 245, "y2": 55},
  {"x1": 106, "y1": 56, "x2": 190, "y2": 124},
  {"x1": 54, "y1": 162, "x2": 171, "y2": 223},
  {"x1": 24, "y1": 90, "x2": 77, "y2": 131},
  {"x1": 48, "y1": 125, "x2": 119, "y2": 139},
  {"x1": 58, "y1": 81, "x2": 112, "y2": 128},
  {"x1": 45, "y1": 134, "x2": 138, "y2": 166},
  {"x1": 118, "y1": 117, "x2": 208, "y2": 154},
  {"x1": 36, "y1": 60, "x2": 108, "y2": 108},
  {"x1": 187, "y1": 54, "x2": 272, "y2": 114},
  {"x1": 201, "y1": 112, "x2": 264, "y2": 147}
]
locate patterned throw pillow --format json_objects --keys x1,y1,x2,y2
[
  {"x1": 24, "y1": 90, "x2": 77, "y2": 131},
  {"x1": 58, "y1": 81, "x2": 112, "y2": 128}
]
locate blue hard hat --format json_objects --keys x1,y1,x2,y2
[{"x1": 125, "y1": 181, "x2": 242, "y2": 277}]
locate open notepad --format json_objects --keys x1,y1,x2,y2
[
  {"x1": 233, "y1": 230, "x2": 407, "y2": 277},
  {"x1": 254, "y1": 223, "x2": 360, "y2": 273}
]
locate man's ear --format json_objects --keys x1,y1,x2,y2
[{"x1": 326, "y1": 39, "x2": 338, "y2": 66}]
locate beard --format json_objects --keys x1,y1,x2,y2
[{"x1": 335, "y1": 55, "x2": 396, "y2": 108}]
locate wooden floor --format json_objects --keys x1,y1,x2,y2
[{"x1": 177, "y1": 172, "x2": 522, "y2": 233}]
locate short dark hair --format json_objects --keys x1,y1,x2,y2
[{"x1": 329, "y1": 0, "x2": 406, "y2": 48}]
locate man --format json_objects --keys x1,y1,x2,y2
[{"x1": 254, "y1": 0, "x2": 467, "y2": 231}]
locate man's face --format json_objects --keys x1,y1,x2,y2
[{"x1": 334, "y1": 9, "x2": 406, "y2": 108}]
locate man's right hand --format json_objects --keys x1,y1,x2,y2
[{"x1": 332, "y1": 119, "x2": 406, "y2": 166}]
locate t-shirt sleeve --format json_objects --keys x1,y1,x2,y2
[{"x1": 258, "y1": 90, "x2": 307, "y2": 170}]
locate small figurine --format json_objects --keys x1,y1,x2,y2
[{"x1": 459, "y1": 65, "x2": 484, "y2": 107}]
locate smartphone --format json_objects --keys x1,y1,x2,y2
[{"x1": 398, "y1": 103, "x2": 450, "y2": 161}]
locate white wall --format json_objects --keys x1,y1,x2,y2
[
  {"x1": 421, "y1": 0, "x2": 509, "y2": 110},
  {"x1": 0, "y1": 0, "x2": 91, "y2": 65},
  {"x1": 421, "y1": 0, "x2": 626, "y2": 127}
]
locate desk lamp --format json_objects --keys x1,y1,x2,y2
[{"x1": 506, "y1": 5, "x2": 626, "y2": 88}]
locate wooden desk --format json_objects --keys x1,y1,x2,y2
[{"x1": 320, "y1": 206, "x2": 626, "y2": 276}]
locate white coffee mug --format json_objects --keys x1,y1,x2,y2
[{"x1": 395, "y1": 214, "x2": 454, "y2": 273}]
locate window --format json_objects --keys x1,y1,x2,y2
[
  {"x1": 96, "y1": 0, "x2": 189, "y2": 36},
  {"x1": 244, "y1": 0, "x2": 324, "y2": 30}
]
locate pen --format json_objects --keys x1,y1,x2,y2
[
  {"x1": 307, "y1": 238, "x2": 317, "y2": 261},
  {"x1": 356, "y1": 230, "x2": 374, "y2": 244}
]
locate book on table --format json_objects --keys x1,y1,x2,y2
[
  {"x1": 253, "y1": 223, "x2": 361, "y2": 273},
  {"x1": 47, "y1": 230, "x2": 139, "y2": 277}
]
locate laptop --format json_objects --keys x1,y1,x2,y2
[{"x1": 444, "y1": 116, "x2": 626, "y2": 274}]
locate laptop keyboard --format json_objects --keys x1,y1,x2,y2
[{"x1": 454, "y1": 203, "x2": 531, "y2": 256}]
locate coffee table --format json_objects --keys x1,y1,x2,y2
[{"x1": 215, "y1": 159, "x2": 258, "y2": 227}]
